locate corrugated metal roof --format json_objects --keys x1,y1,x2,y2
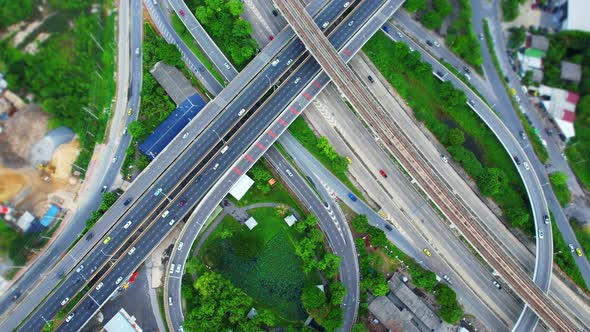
[{"x1": 139, "y1": 94, "x2": 207, "y2": 160}]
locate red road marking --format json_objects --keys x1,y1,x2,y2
[
  {"x1": 256, "y1": 142, "x2": 266, "y2": 150},
  {"x1": 313, "y1": 80, "x2": 321, "y2": 88},
  {"x1": 245, "y1": 154, "x2": 254, "y2": 162},
  {"x1": 233, "y1": 166, "x2": 243, "y2": 175},
  {"x1": 279, "y1": 118, "x2": 288, "y2": 126},
  {"x1": 289, "y1": 106, "x2": 299, "y2": 115},
  {"x1": 267, "y1": 129, "x2": 277, "y2": 138},
  {"x1": 343, "y1": 49, "x2": 352, "y2": 56},
  {"x1": 303, "y1": 92, "x2": 312, "y2": 100}
]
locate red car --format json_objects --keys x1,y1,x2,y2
[
  {"x1": 269, "y1": 35, "x2": 275, "y2": 41},
  {"x1": 179, "y1": 9, "x2": 185, "y2": 16},
  {"x1": 379, "y1": 170, "x2": 387, "y2": 178},
  {"x1": 129, "y1": 271, "x2": 139, "y2": 283},
  {"x1": 179, "y1": 199, "x2": 187, "y2": 207}
]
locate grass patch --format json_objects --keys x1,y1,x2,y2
[
  {"x1": 364, "y1": 31, "x2": 533, "y2": 234},
  {"x1": 445, "y1": 0, "x2": 483, "y2": 73},
  {"x1": 170, "y1": 15, "x2": 225, "y2": 86},
  {"x1": 199, "y1": 211, "x2": 311, "y2": 323},
  {"x1": 288, "y1": 117, "x2": 364, "y2": 199},
  {"x1": 482, "y1": 20, "x2": 549, "y2": 163},
  {"x1": 570, "y1": 218, "x2": 590, "y2": 263},
  {"x1": 549, "y1": 172, "x2": 572, "y2": 207},
  {"x1": 551, "y1": 213, "x2": 588, "y2": 291}
]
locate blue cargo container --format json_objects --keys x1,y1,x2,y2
[{"x1": 139, "y1": 94, "x2": 207, "y2": 160}]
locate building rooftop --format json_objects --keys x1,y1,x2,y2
[
  {"x1": 560, "y1": 61, "x2": 582, "y2": 83},
  {"x1": 228, "y1": 174, "x2": 254, "y2": 201},
  {"x1": 528, "y1": 35, "x2": 549, "y2": 51},
  {"x1": 389, "y1": 274, "x2": 442, "y2": 331},
  {"x1": 245, "y1": 217, "x2": 258, "y2": 230},
  {"x1": 284, "y1": 215, "x2": 297, "y2": 227},
  {"x1": 538, "y1": 85, "x2": 578, "y2": 139},
  {"x1": 369, "y1": 296, "x2": 419, "y2": 332},
  {"x1": 139, "y1": 93, "x2": 207, "y2": 160},
  {"x1": 562, "y1": 0, "x2": 590, "y2": 32},
  {"x1": 104, "y1": 308, "x2": 143, "y2": 332},
  {"x1": 150, "y1": 62, "x2": 198, "y2": 106}
]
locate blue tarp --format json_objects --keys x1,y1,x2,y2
[
  {"x1": 40, "y1": 205, "x2": 61, "y2": 227},
  {"x1": 139, "y1": 94, "x2": 207, "y2": 160}
]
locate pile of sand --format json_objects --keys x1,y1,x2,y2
[{"x1": 50, "y1": 139, "x2": 80, "y2": 179}]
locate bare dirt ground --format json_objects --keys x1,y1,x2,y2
[
  {"x1": 2, "y1": 106, "x2": 48, "y2": 164},
  {"x1": 51, "y1": 139, "x2": 80, "y2": 179},
  {"x1": 0, "y1": 168, "x2": 28, "y2": 202}
]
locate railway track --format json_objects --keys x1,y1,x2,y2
[{"x1": 275, "y1": 0, "x2": 581, "y2": 330}]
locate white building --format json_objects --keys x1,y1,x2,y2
[
  {"x1": 228, "y1": 174, "x2": 255, "y2": 201},
  {"x1": 561, "y1": 0, "x2": 590, "y2": 32}
]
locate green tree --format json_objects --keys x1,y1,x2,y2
[
  {"x1": 301, "y1": 285, "x2": 326, "y2": 309},
  {"x1": 404, "y1": 0, "x2": 427, "y2": 12},
  {"x1": 351, "y1": 324, "x2": 369, "y2": 332},
  {"x1": 322, "y1": 307, "x2": 343, "y2": 331},
  {"x1": 99, "y1": 192, "x2": 119, "y2": 212},
  {"x1": 420, "y1": 12, "x2": 443, "y2": 30},
  {"x1": 409, "y1": 264, "x2": 438, "y2": 291},
  {"x1": 127, "y1": 121, "x2": 147, "y2": 139},
  {"x1": 351, "y1": 214, "x2": 370, "y2": 233},
  {"x1": 329, "y1": 282, "x2": 346, "y2": 305},
  {"x1": 477, "y1": 168, "x2": 506, "y2": 197},
  {"x1": 432, "y1": 0, "x2": 452, "y2": 17},
  {"x1": 448, "y1": 128, "x2": 465, "y2": 146},
  {"x1": 549, "y1": 171, "x2": 572, "y2": 207},
  {"x1": 319, "y1": 253, "x2": 342, "y2": 278},
  {"x1": 435, "y1": 284, "x2": 464, "y2": 323},
  {"x1": 368, "y1": 276, "x2": 389, "y2": 296},
  {"x1": 505, "y1": 207, "x2": 531, "y2": 229}
]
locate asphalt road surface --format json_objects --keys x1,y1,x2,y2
[
  {"x1": 0, "y1": 0, "x2": 138, "y2": 321},
  {"x1": 13, "y1": 1, "x2": 389, "y2": 330}
]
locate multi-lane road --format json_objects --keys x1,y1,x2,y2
[
  {"x1": 0, "y1": 0, "x2": 141, "y2": 321},
  {"x1": 11, "y1": 0, "x2": 392, "y2": 330}
]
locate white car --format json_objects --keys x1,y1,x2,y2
[
  {"x1": 154, "y1": 188, "x2": 163, "y2": 196},
  {"x1": 523, "y1": 161, "x2": 530, "y2": 170},
  {"x1": 440, "y1": 154, "x2": 448, "y2": 163},
  {"x1": 569, "y1": 244, "x2": 575, "y2": 252},
  {"x1": 321, "y1": 21, "x2": 329, "y2": 29},
  {"x1": 271, "y1": 59, "x2": 280, "y2": 66},
  {"x1": 177, "y1": 242, "x2": 184, "y2": 251},
  {"x1": 96, "y1": 282, "x2": 104, "y2": 291},
  {"x1": 213, "y1": 163, "x2": 220, "y2": 170},
  {"x1": 175, "y1": 264, "x2": 182, "y2": 274},
  {"x1": 286, "y1": 58, "x2": 293, "y2": 65},
  {"x1": 223, "y1": 62, "x2": 230, "y2": 70},
  {"x1": 123, "y1": 220, "x2": 132, "y2": 229},
  {"x1": 169, "y1": 264, "x2": 175, "y2": 274},
  {"x1": 347, "y1": 20, "x2": 355, "y2": 27},
  {"x1": 538, "y1": 230, "x2": 544, "y2": 239},
  {"x1": 182, "y1": 132, "x2": 189, "y2": 139},
  {"x1": 65, "y1": 313, "x2": 75, "y2": 322},
  {"x1": 112, "y1": 157, "x2": 117, "y2": 163},
  {"x1": 286, "y1": 169, "x2": 293, "y2": 177},
  {"x1": 343, "y1": 1, "x2": 350, "y2": 7},
  {"x1": 115, "y1": 276, "x2": 123, "y2": 285},
  {"x1": 128, "y1": 247, "x2": 136, "y2": 255},
  {"x1": 294, "y1": 77, "x2": 301, "y2": 84},
  {"x1": 161, "y1": 210, "x2": 170, "y2": 218},
  {"x1": 169, "y1": 219, "x2": 176, "y2": 226},
  {"x1": 169, "y1": 297, "x2": 173, "y2": 306},
  {"x1": 238, "y1": 108, "x2": 246, "y2": 116},
  {"x1": 60, "y1": 297, "x2": 69, "y2": 306},
  {"x1": 76, "y1": 265, "x2": 84, "y2": 273}
]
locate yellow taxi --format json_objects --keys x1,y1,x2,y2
[
  {"x1": 576, "y1": 248, "x2": 583, "y2": 257},
  {"x1": 127, "y1": 108, "x2": 133, "y2": 116},
  {"x1": 103, "y1": 236, "x2": 111, "y2": 245},
  {"x1": 423, "y1": 248, "x2": 431, "y2": 257}
]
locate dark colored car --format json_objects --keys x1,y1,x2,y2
[
  {"x1": 123, "y1": 198, "x2": 133, "y2": 206},
  {"x1": 100, "y1": 185, "x2": 107, "y2": 193},
  {"x1": 179, "y1": 199, "x2": 187, "y2": 207},
  {"x1": 367, "y1": 75, "x2": 374, "y2": 83},
  {"x1": 384, "y1": 224, "x2": 393, "y2": 231},
  {"x1": 86, "y1": 232, "x2": 94, "y2": 241},
  {"x1": 179, "y1": 9, "x2": 185, "y2": 16},
  {"x1": 426, "y1": 40, "x2": 433, "y2": 46},
  {"x1": 272, "y1": 9, "x2": 278, "y2": 16},
  {"x1": 269, "y1": 35, "x2": 274, "y2": 41},
  {"x1": 513, "y1": 156, "x2": 521, "y2": 165},
  {"x1": 348, "y1": 193, "x2": 358, "y2": 202},
  {"x1": 379, "y1": 170, "x2": 387, "y2": 178}
]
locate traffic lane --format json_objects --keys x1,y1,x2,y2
[
  {"x1": 265, "y1": 147, "x2": 359, "y2": 330},
  {"x1": 167, "y1": 0, "x2": 239, "y2": 80},
  {"x1": 279, "y1": 132, "x2": 515, "y2": 329},
  {"x1": 61, "y1": 1, "x2": 384, "y2": 322},
  {"x1": 31, "y1": 0, "x2": 388, "y2": 326}
]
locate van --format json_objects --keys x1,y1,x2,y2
[
  {"x1": 169, "y1": 264, "x2": 175, "y2": 274},
  {"x1": 238, "y1": 108, "x2": 246, "y2": 116},
  {"x1": 162, "y1": 210, "x2": 170, "y2": 218},
  {"x1": 220, "y1": 146, "x2": 229, "y2": 154}
]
